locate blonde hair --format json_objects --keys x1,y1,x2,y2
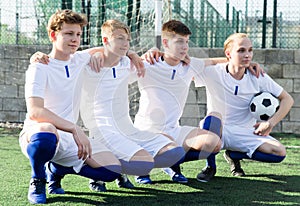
[
  {"x1": 101, "y1": 19, "x2": 130, "y2": 37},
  {"x1": 224, "y1": 33, "x2": 249, "y2": 52},
  {"x1": 47, "y1": 9, "x2": 87, "y2": 39},
  {"x1": 162, "y1": 20, "x2": 191, "y2": 39}
]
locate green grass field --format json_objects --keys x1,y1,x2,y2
[{"x1": 0, "y1": 127, "x2": 299, "y2": 206}]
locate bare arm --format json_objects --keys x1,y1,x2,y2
[
  {"x1": 127, "y1": 50, "x2": 145, "y2": 77},
  {"x1": 203, "y1": 57, "x2": 228, "y2": 67},
  {"x1": 27, "y1": 97, "x2": 91, "y2": 159},
  {"x1": 254, "y1": 90, "x2": 294, "y2": 136}
]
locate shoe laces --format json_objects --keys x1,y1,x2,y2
[
  {"x1": 118, "y1": 174, "x2": 128, "y2": 183},
  {"x1": 202, "y1": 167, "x2": 214, "y2": 175},
  {"x1": 91, "y1": 180, "x2": 105, "y2": 186},
  {"x1": 31, "y1": 179, "x2": 46, "y2": 193}
]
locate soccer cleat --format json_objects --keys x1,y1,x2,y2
[
  {"x1": 196, "y1": 166, "x2": 216, "y2": 182},
  {"x1": 223, "y1": 150, "x2": 246, "y2": 177},
  {"x1": 172, "y1": 173, "x2": 188, "y2": 184},
  {"x1": 116, "y1": 174, "x2": 135, "y2": 189},
  {"x1": 135, "y1": 175, "x2": 152, "y2": 184},
  {"x1": 28, "y1": 178, "x2": 47, "y2": 204},
  {"x1": 46, "y1": 163, "x2": 65, "y2": 194},
  {"x1": 89, "y1": 179, "x2": 107, "y2": 192}
]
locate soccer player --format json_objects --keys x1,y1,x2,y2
[
  {"x1": 193, "y1": 33, "x2": 294, "y2": 177},
  {"x1": 133, "y1": 20, "x2": 228, "y2": 184},
  {"x1": 80, "y1": 19, "x2": 186, "y2": 189},
  {"x1": 19, "y1": 10, "x2": 122, "y2": 204}
]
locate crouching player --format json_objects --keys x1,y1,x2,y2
[
  {"x1": 133, "y1": 20, "x2": 224, "y2": 184},
  {"x1": 19, "y1": 10, "x2": 122, "y2": 204},
  {"x1": 80, "y1": 19, "x2": 186, "y2": 190},
  {"x1": 194, "y1": 33, "x2": 294, "y2": 178}
]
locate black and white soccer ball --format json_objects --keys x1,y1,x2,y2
[{"x1": 249, "y1": 92, "x2": 280, "y2": 121}]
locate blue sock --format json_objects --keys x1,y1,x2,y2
[
  {"x1": 79, "y1": 165, "x2": 121, "y2": 182},
  {"x1": 226, "y1": 151, "x2": 248, "y2": 160},
  {"x1": 154, "y1": 147, "x2": 185, "y2": 168},
  {"x1": 227, "y1": 150, "x2": 285, "y2": 163},
  {"x1": 206, "y1": 153, "x2": 218, "y2": 169},
  {"x1": 120, "y1": 159, "x2": 154, "y2": 176},
  {"x1": 251, "y1": 151, "x2": 285, "y2": 163},
  {"x1": 27, "y1": 132, "x2": 57, "y2": 179},
  {"x1": 184, "y1": 150, "x2": 201, "y2": 162},
  {"x1": 49, "y1": 162, "x2": 121, "y2": 182},
  {"x1": 183, "y1": 150, "x2": 212, "y2": 162},
  {"x1": 170, "y1": 164, "x2": 181, "y2": 174},
  {"x1": 201, "y1": 115, "x2": 222, "y2": 169},
  {"x1": 202, "y1": 115, "x2": 222, "y2": 137}
]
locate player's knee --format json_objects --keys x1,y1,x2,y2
[
  {"x1": 201, "y1": 114, "x2": 222, "y2": 138},
  {"x1": 37, "y1": 123, "x2": 57, "y2": 134},
  {"x1": 27, "y1": 132, "x2": 57, "y2": 160},
  {"x1": 207, "y1": 111, "x2": 222, "y2": 120},
  {"x1": 277, "y1": 144, "x2": 286, "y2": 156},
  {"x1": 213, "y1": 141, "x2": 222, "y2": 153}
]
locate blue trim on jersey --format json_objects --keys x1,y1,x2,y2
[
  {"x1": 171, "y1": 70, "x2": 176, "y2": 80},
  {"x1": 64, "y1": 65, "x2": 70, "y2": 78},
  {"x1": 112, "y1": 67, "x2": 116, "y2": 78},
  {"x1": 234, "y1": 85, "x2": 238, "y2": 95}
]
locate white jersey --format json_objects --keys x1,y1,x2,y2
[
  {"x1": 21, "y1": 51, "x2": 94, "y2": 172},
  {"x1": 80, "y1": 57, "x2": 172, "y2": 160},
  {"x1": 134, "y1": 57, "x2": 205, "y2": 134},
  {"x1": 24, "y1": 51, "x2": 90, "y2": 126},
  {"x1": 80, "y1": 56, "x2": 138, "y2": 136},
  {"x1": 194, "y1": 63, "x2": 283, "y2": 128}
]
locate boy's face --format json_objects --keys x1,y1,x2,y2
[
  {"x1": 51, "y1": 23, "x2": 82, "y2": 56},
  {"x1": 163, "y1": 34, "x2": 189, "y2": 61},
  {"x1": 226, "y1": 37, "x2": 253, "y2": 68},
  {"x1": 105, "y1": 29, "x2": 130, "y2": 57}
]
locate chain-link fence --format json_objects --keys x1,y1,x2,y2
[{"x1": 0, "y1": 0, "x2": 299, "y2": 49}]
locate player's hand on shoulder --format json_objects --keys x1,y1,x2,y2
[
  {"x1": 127, "y1": 50, "x2": 145, "y2": 77},
  {"x1": 182, "y1": 54, "x2": 191, "y2": 66},
  {"x1": 30, "y1": 51, "x2": 49, "y2": 65},
  {"x1": 253, "y1": 121, "x2": 273, "y2": 136},
  {"x1": 89, "y1": 52, "x2": 104, "y2": 72},
  {"x1": 248, "y1": 62, "x2": 265, "y2": 78},
  {"x1": 72, "y1": 125, "x2": 92, "y2": 160},
  {"x1": 141, "y1": 47, "x2": 162, "y2": 65}
]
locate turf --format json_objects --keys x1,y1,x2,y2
[{"x1": 0, "y1": 127, "x2": 299, "y2": 206}]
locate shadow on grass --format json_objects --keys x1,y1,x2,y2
[{"x1": 47, "y1": 175, "x2": 300, "y2": 206}]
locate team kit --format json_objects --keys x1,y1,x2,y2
[{"x1": 19, "y1": 9, "x2": 294, "y2": 204}]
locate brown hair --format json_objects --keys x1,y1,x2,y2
[
  {"x1": 162, "y1": 20, "x2": 191, "y2": 38},
  {"x1": 101, "y1": 19, "x2": 130, "y2": 37},
  {"x1": 47, "y1": 9, "x2": 87, "y2": 38},
  {"x1": 224, "y1": 33, "x2": 248, "y2": 52}
]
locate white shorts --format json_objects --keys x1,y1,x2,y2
[
  {"x1": 164, "y1": 126, "x2": 195, "y2": 146},
  {"x1": 90, "y1": 128, "x2": 173, "y2": 161},
  {"x1": 222, "y1": 125, "x2": 278, "y2": 157},
  {"x1": 19, "y1": 128, "x2": 110, "y2": 173}
]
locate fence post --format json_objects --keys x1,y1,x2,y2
[
  {"x1": 272, "y1": 0, "x2": 277, "y2": 48},
  {"x1": 16, "y1": 12, "x2": 19, "y2": 44},
  {"x1": 155, "y1": 0, "x2": 162, "y2": 49},
  {"x1": 261, "y1": 0, "x2": 267, "y2": 48}
]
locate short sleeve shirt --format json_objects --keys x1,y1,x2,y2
[{"x1": 24, "y1": 51, "x2": 90, "y2": 126}]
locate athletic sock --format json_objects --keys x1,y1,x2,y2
[
  {"x1": 206, "y1": 153, "x2": 218, "y2": 169},
  {"x1": 49, "y1": 161, "x2": 121, "y2": 182},
  {"x1": 226, "y1": 150, "x2": 248, "y2": 160},
  {"x1": 227, "y1": 150, "x2": 285, "y2": 163},
  {"x1": 251, "y1": 151, "x2": 285, "y2": 163},
  {"x1": 79, "y1": 165, "x2": 120, "y2": 182},
  {"x1": 154, "y1": 146, "x2": 185, "y2": 168},
  {"x1": 119, "y1": 159, "x2": 154, "y2": 176},
  {"x1": 26, "y1": 132, "x2": 57, "y2": 179}
]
